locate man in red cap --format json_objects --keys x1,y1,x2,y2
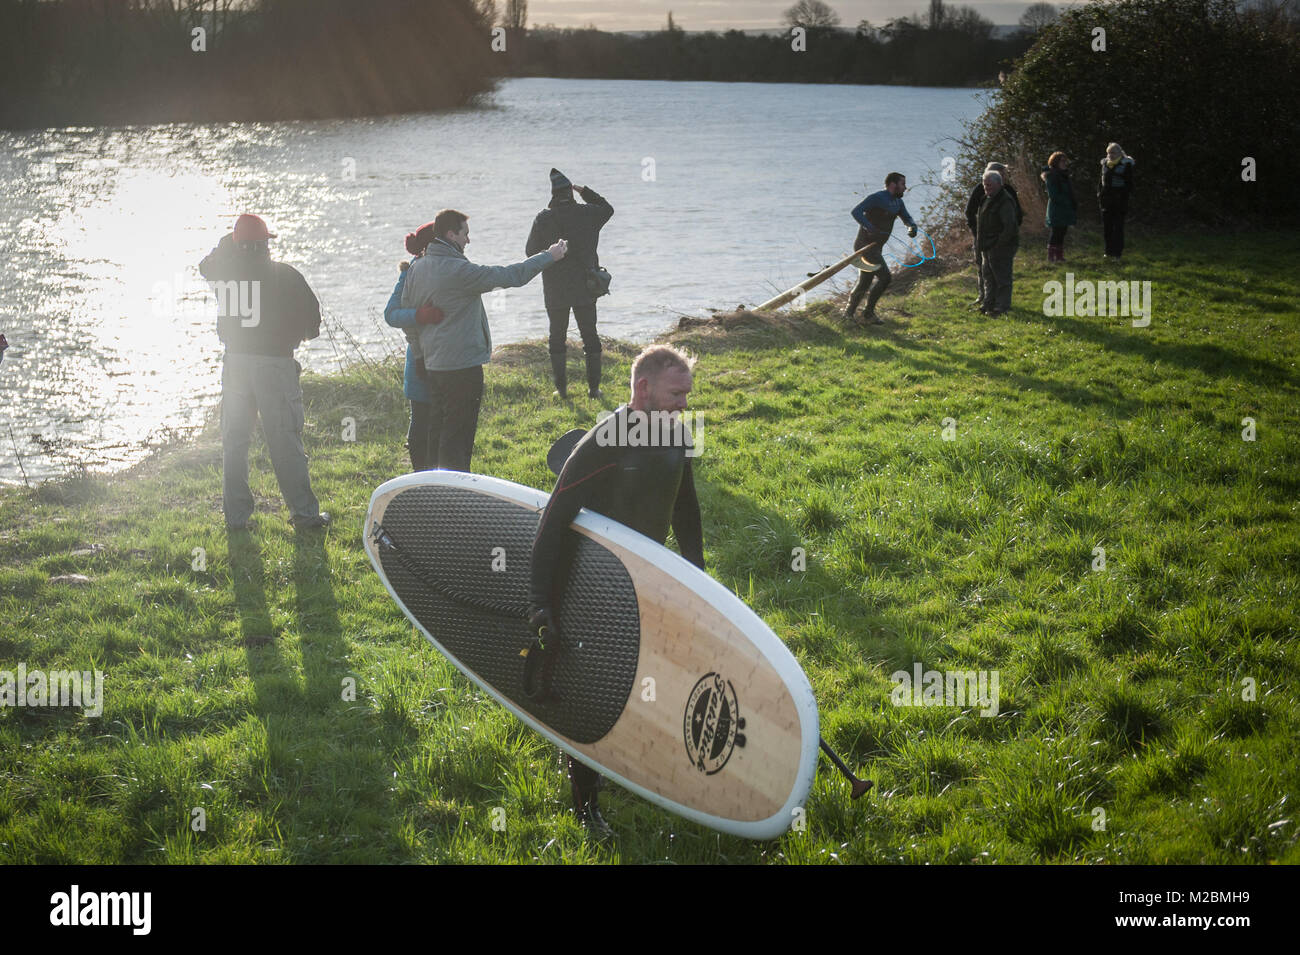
[{"x1": 200, "y1": 214, "x2": 329, "y2": 531}]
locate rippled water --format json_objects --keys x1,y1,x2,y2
[{"x1": 0, "y1": 78, "x2": 982, "y2": 483}]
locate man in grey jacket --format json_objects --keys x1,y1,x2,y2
[{"x1": 401, "y1": 208, "x2": 566, "y2": 471}]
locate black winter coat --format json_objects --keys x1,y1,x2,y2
[
  {"x1": 199, "y1": 235, "x2": 320, "y2": 357},
  {"x1": 1098, "y1": 157, "x2": 1136, "y2": 208},
  {"x1": 526, "y1": 186, "x2": 614, "y2": 307}
]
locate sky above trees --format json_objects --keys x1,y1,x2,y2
[{"x1": 524, "y1": 0, "x2": 1078, "y2": 30}]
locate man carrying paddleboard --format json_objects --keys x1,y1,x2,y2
[
  {"x1": 845, "y1": 172, "x2": 918, "y2": 327},
  {"x1": 528, "y1": 344, "x2": 704, "y2": 837}
]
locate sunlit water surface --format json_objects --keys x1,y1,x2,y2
[{"x1": 0, "y1": 78, "x2": 982, "y2": 483}]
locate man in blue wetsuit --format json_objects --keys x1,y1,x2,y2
[{"x1": 845, "y1": 172, "x2": 918, "y2": 327}]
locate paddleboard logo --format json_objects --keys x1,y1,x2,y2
[{"x1": 683, "y1": 673, "x2": 745, "y2": 774}]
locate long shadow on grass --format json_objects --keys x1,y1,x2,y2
[
  {"x1": 287, "y1": 532, "x2": 410, "y2": 861},
  {"x1": 678, "y1": 312, "x2": 1145, "y2": 415},
  {"x1": 847, "y1": 332, "x2": 1146, "y2": 415},
  {"x1": 1020, "y1": 312, "x2": 1298, "y2": 393},
  {"x1": 228, "y1": 530, "x2": 407, "y2": 862}
]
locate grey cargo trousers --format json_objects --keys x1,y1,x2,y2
[{"x1": 220, "y1": 352, "x2": 321, "y2": 524}]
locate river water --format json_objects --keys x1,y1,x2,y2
[{"x1": 0, "y1": 78, "x2": 983, "y2": 484}]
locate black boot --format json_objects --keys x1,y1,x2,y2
[
  {"x1": 568, "y1": 756, "x2": 612, "y2": 841},
  {"x1": 549, "y1": 352, "x2": 567, "y2": 399},
  {"x1": 584, "y1": 351, "x2": 603, "y2": 400}
]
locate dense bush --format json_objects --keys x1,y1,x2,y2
[{"x1": 938, "y1": 0, "x2": 1300, "y2": 230}]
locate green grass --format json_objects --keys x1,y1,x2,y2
[{"x1": 1, "y1": 229, "x2": 1297, "y2": 864}]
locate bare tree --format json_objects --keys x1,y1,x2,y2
[
  {"x1": 475, "y1": 0, "x2": 497, "y2": 29},
  {"x1": 783, "y1": 0, "x2": 841, "y2": 30},
  {"x1": 502, "y1": 0, "x2": 526, "y2": 30},
  {"x1": 927, "y1": 0, "x2": 947, "y2": 30},
  {"x1": 947, "y1": 4, "x2": 994, "y2": 40},
  {"x1": 1018, "y1": 2, "x2": 1059, "y2": 34}
]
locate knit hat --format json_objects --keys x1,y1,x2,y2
[
  {"x1": 405, "y1": 221, "x2": 438, "y2": 256},
  {"x1": 550, "y1": 167, "x2": 572, "y2": 195}
]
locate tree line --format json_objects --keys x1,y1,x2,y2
[
  {"x1": 0, "y1": 0, "x2": 498, "y2": 129},
  {"x1": 502, "y1": 1, "x2": 1041, "y2": 87}
]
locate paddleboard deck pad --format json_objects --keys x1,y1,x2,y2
[{"x1": 364, "y1": 470, "x2": 819, "y2": 839}]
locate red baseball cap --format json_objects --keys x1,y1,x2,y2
[{"x1": 232, "y1": 214, "x2": 276, "y2": 242}]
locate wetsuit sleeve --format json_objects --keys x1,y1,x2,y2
[
  {"x1": 671, "y1": 458, "x2": 705, "y2": 570},
  {"x1": 850, "y1": 195, "x2": 876, "y2": 230},
  {"x1": 529, "y1": 433, "x2": 620, "y2": 609},
  {"x1": 898, "y1": 200, "x2": 916, "y2": 229},
  {"x1": 580, "y1": 186, "x2": 614, "y2": 227}
]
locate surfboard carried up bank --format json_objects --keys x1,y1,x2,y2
[{"x1": 364, "y1": 468, "x2": 820, "y2": 839}]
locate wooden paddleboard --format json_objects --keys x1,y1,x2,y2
[{"x1": 364, "y1": 469, "x2": 818, "y2": 839}]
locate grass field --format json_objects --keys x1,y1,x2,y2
[{"x1": 2, "y1": 229, "x2": 1297, "y2": 864}]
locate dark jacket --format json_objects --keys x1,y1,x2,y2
[
  {"x1": 199, "y1": 235, "x2": 320, "y2": 357},
  {"x1": 966, "y1": 181, "x2": 1023, "y2": 234},
  {"x1": 526, "y1": 186, "x2": 614, "y2": 306},
  {"x1": 1098, "y1": 156, "x2": 1136, "y2": 207},
  {"x1": 976, "y1": 188, "x2": 1020, "y2": 252},
  {"x1": 1042, "y1": 167, "x2": 1077, "y2": 228}
]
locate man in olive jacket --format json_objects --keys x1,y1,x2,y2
[
  {"x1": 964, "y1": 161, "x2": 1021, "y2": 308},
  {"x1": 401, "y1": 208, "x2": 565, "y2": 471},
  {"x1": 976, "y1": 171, "x2": 1019, "y2": 316},
  {"x1": 526, "y1": 169, "x2": 614, "y2": 399}
]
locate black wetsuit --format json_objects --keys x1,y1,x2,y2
[
  {"x1": 530, "y1": 406, "x2": 704, "y2": 613},
  {"x1": 529, "y1": 405, "x2": 704, "y2": 820}
]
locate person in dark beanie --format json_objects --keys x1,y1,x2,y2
[
  {"x1": 384, "y1": 222, "x2": 444, "y2": 471},
  {"x1": 845, "y1": 172, "x2": 918, "y2": 326},
  {"x1": 976, "y1": 172, "x2": 1019, "y2": 316},
  {"x1": 1041, "y1": 152, "x2": 1076, "y2": 263},
  {"x1": 965, "y1": 162, "x2": 1022, "y2": 308},
  {"x1": 526, "y1": 169, "x2": 614, "y2": 399},
  {"x1": 401, "y1": 208, "x2": 566, "y2": 472},
  {"x1": 199, "y1": 214, "x2": 329, "y2": 531},
  {"x1": 1098, "y1": 143, "x2": 1136, "y2": 259}
]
